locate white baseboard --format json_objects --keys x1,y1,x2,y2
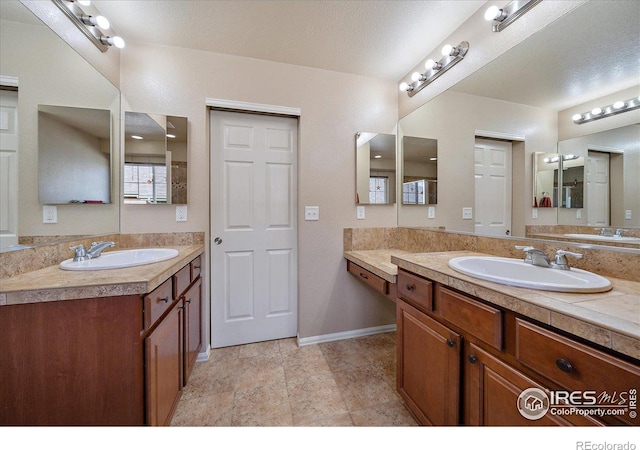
[
  {"x1": 297, "y1": 324, "x2": 396, "y2": 347},
  {"x1": 196, "y1": 345, "x2": 211, "y2": 363}
]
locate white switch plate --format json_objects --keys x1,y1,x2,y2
[
  {"x1": 462, "y1": 207, "x2": 473, "y2": 220},
  {"x1": 43, "y1": 205, "x2": 57, "y2": 224},
  {"x1": 356, "y1": 205, "x2": 365, "y2": 220},
  {"x1": 576, "y1": 209, "x2": 582, "y2": 219},
  {"x1": 305, "y1": 206, "x2": 319, "y2": 221},
  {"x1": 532, "y1": 208, "x2": 538, "y2": 219},
  {"x1": 176, "y1": 205, "x2": 188, "y2": 222},
  {"x1": 428, "y1": 206, "x2": 435, "y2": 219},
  {"x1": 626, "y1": 210, "x2": 632, "y2": 220}
]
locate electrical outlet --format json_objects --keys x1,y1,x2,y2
[
  {"x1": 43, "y1": 205, "x2": 57, "y2": 224},
  {"x1": 305, "y1": 206, "x2": 319, "y2": 221},
  {"x1": 532, "y1": 208, "x2": 538, "y2": 219},
  {"x1": 626, "y1": 210, "x2": 632, "y2": 220},
  {"x1": 576, "y1": 209, "x2": 582, "y2": 219},
  {"x1": 462, "y1": 207, "x2": 473, "y2": 220},
  {"x1": 428, "y1": 206, "x2": 435, "y2": 219},
  {"x1": 356, "y1": 205, "x2": 365, "y2": 220},
  {"x1": 176, "y1": 205, "x2": 187, "y2": 222}
]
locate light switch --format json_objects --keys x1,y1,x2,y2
[
  {"x1": 356, "y1": 206, "x2": 365, "y2": 220},
  {"x1": 532, "y1": 208, "x2": 538, "y2": 219},
  {"x1": 305, "y1": 206, "x2": 319, "y2": 221},
  {"x1": 576, "y1": 209, "x2": 582, "y2": 219},
  {"x1": 428, "y1": 206, "x2": 435, "y2": 219},
  {"x1": 626, "y1": 210, "x2": 632, "y2": 220},
  {"x1": 43, "y1": 205, "x2": 57, "y2": 224},
  {"x1": 462, "y1": 207, "x2": 473, "y2": 220}
]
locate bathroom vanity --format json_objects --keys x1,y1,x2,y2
[
  {"x1": 345, "y1": 245, "x2": 640, "y2": 427},
  {"x1": 0, "y1": 245, "x2": 203, "y2": 426}
]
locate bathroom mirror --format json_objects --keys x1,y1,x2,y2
[
  {"x1": 532, "y1": 152, "x2": 559, "y2": 208},
  {"x1": 355, "y1": 132, "x2": 396, "y2": 205},
  {"x1": 402, "y1": 136, "x2": 437, "y2": 205},
  {"x1": 124, "y1": 112, "x2": 188, "y2": 205},
  {"x1": 38, "y1": 105, "x2": 111, "y2": 205},
  {"x1": 558, "y1": 155, "x2": 584, "y2": 209},
  {"x1": 397, "y1": 0, "x2": 639, "y2": 242},
  {"x1": 0, "y1": 1, "x2": 120, "y2": 252}
]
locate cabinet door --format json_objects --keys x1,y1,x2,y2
[
  {"x1": 183, "y1": 278, "x2": 202, "y2": 384},
  {"x1": 146, "y1": 300, "x2": 183, "y2": 426},
  {"x1": 397, "y1": 299, "x2": 461, "y2": 425},
  {"x1": 465, "y1": 342, "x2": 603, "y2": 426}
]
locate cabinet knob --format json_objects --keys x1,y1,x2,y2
[
  {"x1": 359, "y1": 273, "x2": 369, "y2": 280},
  {"x1": 446, "y1": 339, "x2": 455, "y2": 348},
  {"x1": 555, "y1": 358, "x2": 574, "y2": 373},
  {"x1": 159, "y1": 296, "x2": 169, "y2": 303},
  {"x1": 185, "y1": 299, "x2": 191, "y2": 304},
  {"x1": 467, "y1": 354, "x2": 478, "y2": 364},
  {"x1": 406, "y1": 284, "x2": 414, "y2": 291}
]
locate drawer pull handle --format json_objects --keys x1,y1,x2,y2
[
  {"x1": 359, "y1": 273, "x2": 369, "y2": 280},
  {"x1": 406, "y1": 284, "x2": 415, "y2": 291},
  {"x1": 159, "y1": 296, "x2": 169, "y2": 303},
  {"x1": 185, "y1": 299, "x2": 191, "y2": 304},
  {"x1": 556, "y1": 358, "x2": 574, "y2": 373},
  {"x1": 467, "y1": 354, "x2": 478, "y2": 364},
  {"x1": 446, "y1": 339, "x2": 455, "y2": 348},
  {"x1": 193, "y1": 265, "x2": 201, "y2": 269}
]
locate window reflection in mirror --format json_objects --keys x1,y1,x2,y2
[
  {"x1": 532, "y1": 152, "x2": 559, "y2": 208},
  {"x1": 38, "y1": 105, "x2": 111, "y2": 205},
  {"x1": 124, "y1": 112, "x2": 188, "y2": 205},
  {"x1": 402, "y1": 136, "x2": 437, "y2": 205},
  {"x1": 355, "y1": 132, "x2": 396, "y2": 205}
]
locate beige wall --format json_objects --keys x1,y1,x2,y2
[
  {"x1": 119, "y1": 42, "x2": 399, "y2": 341},
  {"x1": 398, "y1": 90, "x2": 558, "y2": 233}
]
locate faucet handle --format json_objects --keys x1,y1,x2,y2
[
  {"x1": 69, "y1": 244, "x2": 87, "y2": 261},
  {"x1": 555, "y1": 250, "x2": 583, "y2": 259},
  {"x1": 552, "y1": 250, "x2": 583, "y2": 270},
  {"x1": 615, "y1": 228, "x2": 627, "y2": 236}
]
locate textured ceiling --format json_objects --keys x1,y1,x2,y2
[{"x1": 91, "y1": 0, "x2": 485, "y2": 81}]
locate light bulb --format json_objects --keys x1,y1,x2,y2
[
  {"x1": 399, "y1": 82, "x2": 410, "y2": 92},
  {"x1": 101, "y1": 36, "x2": 126, "y2": 48},
  {"x1": 374, "y1": 155, "x2": 382, "y2": 159},
  {"x1": 484, "y1": 6, "x2": 502, "y2": 21},
  {"x1": 543, "y1": 157, "x2": 550, "y2": 163},
  {"x1": 612, "y1": 101, "x2": 626, "y2": 109},
  {"x1": 95, "y1": 15, "x2": 110, "y2": 30},
  {"x1": 166, "y1": 134, "x2": 176, "y2": 139},
  {"x1": 425, "y1": 59, "x2": 435, "y2": 70},
  {"x1": 411, "y1": 72, "x2": 423, "y2": 82},
  {"x1": 131, "y1": 135, "x2": 143, "y2": 140},
  {"x1": 441, "y1": 45, "x2": 453, "y2": 56},
  {"x1": 572, "y1": 113, "x2": 583, "y2": 122},
  {"x1": 591, "y1": 107, "x2": 603, "y2": 116},
  {"x1": 78, "y1": 0, "x2": 91, "y2": 5}
]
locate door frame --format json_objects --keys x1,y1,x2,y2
[{"x1": 206, "y1": 98, "x2": 301, "y2": 349}]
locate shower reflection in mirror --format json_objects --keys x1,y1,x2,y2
[
  {"x1": 402, "y1": 136, "x2": 437, "y2": 205},
  {"x1": 355, "y1": 132, "x2": 396, "y2": 205}
]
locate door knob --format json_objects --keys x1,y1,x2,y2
[{"x1": 214, "y1": 237, "x2": 223, "y2": 245}]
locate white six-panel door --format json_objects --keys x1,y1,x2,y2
[
  {"x1": 474, "y1": 138, "x2": 512, "y2": 237},
  {"x1": 0, "y1": 89, "x2": 19, "y2": 251},
  {"x1": 586, "y1": 151, "x2": 610, "y2": 227},
  {"x1": 210, "y1": 110, "x2": 298, "y2": 348}
]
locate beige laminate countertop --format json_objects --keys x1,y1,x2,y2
[
  {"x1": 0, "y1": 245, "x2": 204, "y2": 306},
  {"x1": 390, "y1": 251, "x2": 640, "y2": 360},
  {"x1": 344, "y1": 249, "x2": 412, "y2": 283}
]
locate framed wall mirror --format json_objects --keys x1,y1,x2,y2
[
  {"x1": 402, "y1": 136, "x2": 437, "y2": 205},
  {"x1": 397, "y1": 0, "x2": 639, "y2": 244},
  {"x1": 0, "y1": 0, "x2": 120, "y2": 252},
  {"x1": 38, "y1": 105, "x2": 111, "y2": 205},
  {"x1": 532, "y1": 152, "x2": 559, "y2": 208},
  {"x1": 355, "y1": 132, "x2": 396, "y2": 205},
  {"x1": 124, "y1": 112, "x2": 188, "y2": 205}
]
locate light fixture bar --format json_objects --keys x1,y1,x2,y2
[
  {"x1": 487, "y1": 0, "x2": 542, "y2": 33},
  {"x1": 572, "y1": 96, "x2": 640, "y2": 125},
  {"x1": 400, "y1": 41, "x2": 469, "y2": 98},
  {"x1": 52, "y1": 0, "x2": 124, "y2": 52}
]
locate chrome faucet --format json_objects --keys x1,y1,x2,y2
[
  {"x1": 86, "y1": 241, "x2": 115, "y2": 258},
  {"x1": 70, "y1": 241, "x2": 115, "y2": 261},
  {"x1": 597, "y1": 227, "x2": 613, "y2": 237},
  {"x1": 516, "y1": 246, "x2": 551, "y2": 268},
  {"x1": 614, "y1": 228, "x2": 627, "y2": 237},
  {"x1": 550, "y1": 250, "x2": 583, "y2": 270}
]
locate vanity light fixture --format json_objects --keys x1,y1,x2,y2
[
  {"x1": 572, "y1": 95, "x2": 640, "y2": 125},
  {"x1": 399, "y1": 41, "x2": 469, "y2": 97},
  {"x1": 53, "y1": 0, "x2": 125, "y2": 52},
  {"x1": 485, "y1": 0, "x2": 542, "y2": 32}
]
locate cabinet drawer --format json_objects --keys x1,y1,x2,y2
[
  {"x1": 174, "y1": 264, "x2": 191, "y2": 298},
  {"x1": 190, "y1": 256, "x2": 202, "y2": 281},
  {"x1": 144, "y1": 278, "x2": 174, "y2": 328},
  {"x1": 516, "y1": 319, "x2": 640, "y2": 425},
  {"x1": 397, "y1": 270, "x2": 433, "y2": 312},
  {"x1": 436, "y1": 285, "x2": 502, "y2": 350},
  {"x1": 347, "y1": 260, "x2": 388, "y2": 295}
]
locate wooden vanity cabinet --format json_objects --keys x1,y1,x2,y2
[{"x1": 396, "y1": 268, "x2": 637, "y2": 427}]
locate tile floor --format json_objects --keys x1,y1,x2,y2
[{"x1": 170, "y1": 331, "x2": 418, "y2": 426}]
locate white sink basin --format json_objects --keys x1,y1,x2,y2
[
  {"x1": 564, "y1": 233, "x2": 640, "y2": 243},
  {"x1": 60, "y1": 248, "x2": 179, "y2": 271},
  {"x1": 448, "y1": 256, "x2": 612, "y2": 293}
]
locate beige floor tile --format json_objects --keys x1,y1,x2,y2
[
  {"x1": 356, "y1": 333, "x2": 396, "y2": 363},
  {"x1": 282, "y1": 345, "x2": 332, "y2": 381},
  {"x1": 319, "y1": 339, "x2": 371, "y2": 372},
  {"x1": 277, "y1": 337, "x2": 300, "y2": 354},
  {"x1": 181, "y1": 358, "x2": 241, "y2": 399},
  {"x1": 333, "y1": 364, "x2": 399, "y2": 412},
  {"x1": 238, "y1": 339, "x2": 281, "y2": 359},
  {"x1": 287, "y1": 372, "x2": 349, "y2": 425},
  {"x1": 301, "y1": 413, "x2": 355, "y2": 427},
  {"x1": 231, "y1": 382, "x2": 293, "y2": 426},
  {"x1": 171, "y1": 391, "x2": 234, "y2": 426},
  {"x1": 350, "y1": 399, "x2": 418, "y2": 426},
  {"x1": 209, "y1": 345, "x2": 240, "y2": 362},
  {"x1": 234, "y1": 353, "x2": 286, "y2": 391}
]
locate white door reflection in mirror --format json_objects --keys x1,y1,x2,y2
[
  {"x1": 475, "y1": 138, "x2": 511, "y2": 237},
  {"x1": 586, "y1": 151, "x2": 610, "y2": 227}
]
